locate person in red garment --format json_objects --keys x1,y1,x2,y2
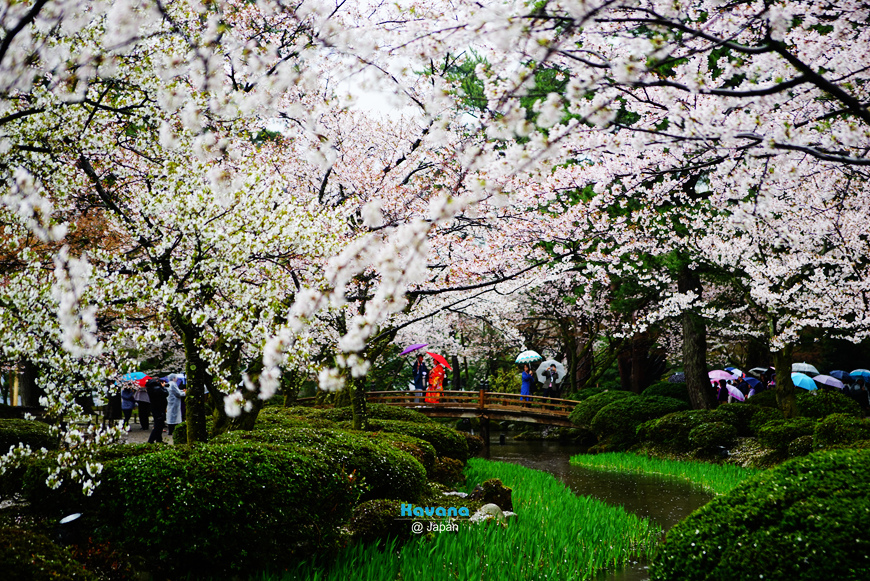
[{"x1": 426, "y1": 363, "x2": 445, "y2": 404}]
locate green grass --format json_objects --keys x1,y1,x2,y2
[
  {"x1": 265, "y1": 458, "x2": 662, "y2": 581},
  {"x1": 570, "y1": 452, "x2": 762, "y2": 495}
]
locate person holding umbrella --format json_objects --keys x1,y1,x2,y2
[
  {"x1": 520, "y1": 363, "x2": 534, "y2": 403},
  {"x1": 426, "y1": 361, "x2": 445, "y2": 404},
  {"x1": 412, "y1": 353, "x2": 428, "y2": 404}
]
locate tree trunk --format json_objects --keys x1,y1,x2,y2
[
  {"x1": 182, "y1": 335, "x2": 211, "y2": 443},
  {"x1": 630, "y1": 333, "x2": 649, "y2": 393},
  {"x1": 351, "y1": 376, "x2": 367, "y2": 430},
  {"x1": 19, "y1": 359, "x2": 40, "y2": 407},
  {"x1": 678, "y1": 266, "x2": 717, "y2": 410},
  {"x1": 773, "y1": 343, "x2": 797, "y2": 418},
  {"x1": 617, "y1": 348, "x2": 632, "y2": 391}
]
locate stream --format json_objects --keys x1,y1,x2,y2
[{"x1": 483, "y1": 438, "x2": 712, "y2": 581}]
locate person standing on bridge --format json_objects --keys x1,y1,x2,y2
[
  {"x1": 426, "y1": 362, "x2": 445, "y2": 404},
  {"x1": 413, "y1": 353, "x2": 428, "y2": 404},
  {"x1": 520, "y1": 363, "x2": 534, "y2": 402}
]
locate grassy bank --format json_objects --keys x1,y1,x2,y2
[
  {"x1": 570, "y1": 452, "x2": 762, "y2": 495},
  {"x1": 270, "y1": 458, "x2": 661, "y2": 581}
]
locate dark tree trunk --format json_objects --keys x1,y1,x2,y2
[
  {"x1": 678, "y1": 265, "x2": 717, "y2": 409},
  {"x1": 618, "y1": 348, "x2": 632, "y2": 391},
  {"x1": 630, "y1": 333, "x2": 650, "y2": 393},
  {"x1": 19, "y1": 359, "x2": 40, "y2": 407},
  {"x1": 773, "y1": 343, "x2": 797, "y2": 418},
  {"x1": 351, "y1": 375, "x2": 367, "y2": 430}
]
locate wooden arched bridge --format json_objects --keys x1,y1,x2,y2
[{"x1": 365, "y1": 390, "x2": 580, "y2": 442}]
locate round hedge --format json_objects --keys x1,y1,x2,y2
[
  {"x1": 213, "y1": 427, "x2": 426, "y2": 501},
  {"x1": 747, "y1": 405, "x2": 783, "y2": 435},
  {"x1": 745, "y1": 389, "x2": 778, "y2": 408},
  {"x1": 787, "y1": 434, "x2": 814, "y2": 458},
  {"x1": 713, "y1": 403, "x2": 780, "y2": 437},
  {"x1": 93, "y1": 443, "x2": 358, "y2": 577},
  {"x1": 0, "y1": 419, "x2": 57, "y2": 453},
  {"x1": 687, "y1": 422, "x2": 736, "y2": 450},
  {"x1": 636, "y1": 410, "x2": 719, "y2": 451},
  {"x1": 757, "y1": 417, "x2": 817, "y2": 452},
  {"x1": 571, "y1": 386, "x2": 608, "y2": 401},
  {"x1": 650, "y1": 448, "x2": 870, "y2": 581},
  {"x1": 590, "y1": 396, "x2": 689, "y2": 447},
  {"x1": 362, "y1": 419, "x2": 469, "y2": 462},
  {"x1": 347, "y1": 499, "x2": 410, "y2": 546},
  {"x1": 642, "y1": 381, "x2": 690, "y2": 403},
  {"x1": 796, "y1": 389, "x2": 861, "y2": 419},
  {"x1": 569, "y1": 390, "x2": 636, "y2": 427},
  {"x1": 0, "y1": 527, "x2": 95, "y2": 581},
  {"x1": 813, "y1": 413, "x2": 870, "y2": 449}
]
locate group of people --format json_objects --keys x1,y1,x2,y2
[
  {"x1": 715, "y1": 367, "x2": 870, "y2": 412},
  {"x1": 119, "y1": 373, "x2": 186, "y2": 443},
  {"x1": 410, "y1": 351, "x2": 564, "y2": 405},
  {"x1": 520, "y1": 363, "x2": 561, "y2": 401},
  {"x1": 412, "y1": 353, "x2": 446, "y2": 403}
]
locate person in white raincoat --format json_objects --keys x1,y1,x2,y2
[{"x1": 166, "y1": 373, "x2": 187, "y2": 436}]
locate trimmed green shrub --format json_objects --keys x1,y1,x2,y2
[
  {"x1": 747, "y1": 406, "x2": 783, "y2": 435},
  {"x1": 650, "y1": 449, "x2": 870, "y2": 581},
  {"x1": 362, "y1": 419, "x2": 469, "y2": 462},
  {"x1": 0, "y1": 419, "x2": 57, "y2": 453},
  {"x1": 796, "y1": 389, "x2": 861, "y2": 418},
  {"x1": 642, "y1": 382, "x2": 690, "y2": 403},
  {"x1": 745, "y1": 389, "x2": 778, "y2": 408},
  {"x1": 713, "y1": 403, "x2": 778, "y2": 437},
  {"x1": 757, "y1": 417, "x2": 817, "y2": 452},
  {"x1": 570, "y1": 386, "x2": 607, "y2": 401},
  {"x1": 813, "y1": 413, "x2": 870, "y2": 449},
  {"x1": 590, "y1": 396, "x2": 689, "y2": 448},
  {"x1": 462, "y1": 432, "x2": 485, "y2": 457},
  {"x1": 365, "y1": 431, "x2": 437, "y2": 475},
  {"x1": 0, "y1": 527, "x2": 95, "y2": 581},
  {"x1": 569, "y1": 390, "x2": 636, "y2": 427},
  {"x1": 94, "y1": 443, "x2": 359, "y2": 577},
  {"x1": 687, "y1": 422, "x2": 737, "y2": 450},
  {"x1": 788, "y1": 435, "x2": 813, "y2": 458},
  {"x1": 213, "y1": 427, "x2": 426, "y2": 501},
  {"x1": 430, "y1": 457, "x2": 466, "y2": 486},
  {"x1": 347, "y1": 499, "x2": 410, "y2": 546},
  {"x1": 636, "y1": 410, "x2": 719, "y2": 451},
  {"x1": 170, "y1": 421, "x2": 187, "y2": 444}
]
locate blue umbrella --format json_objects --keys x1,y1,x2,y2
[
  {"x1": 850, "y1": 369, "x2": 870, "y2": 380},
  {"x1": 744, "y1": 377, "x2": 761, "y2": 389},
  {"x1": 120, "y1": 372, "x2": 146, "y2": 381},
  {"x1": 791, "y1": 372, "x2": 817, "y2": 390}
]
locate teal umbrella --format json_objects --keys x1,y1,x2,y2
[{"x1": 791, "y1": 372, "x2": 817, "y2": 390}]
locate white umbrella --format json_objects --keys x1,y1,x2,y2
[
  {"x1": 536, "y1": 360, "x2": 566, "y2": 384},
  {"x1": 515, "y1": 350, "x2": 542, "y2": 364},
  {"x1": 792, "y1": 362, "x2": 819, "y2": 376}
]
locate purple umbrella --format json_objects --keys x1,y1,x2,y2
[
  {"x1": 813, "y1": 374, "x2": 845, "y2": 390},
  {"x1": 709, "y1": 370, "x2": 736, "y2": 381},
  {"x1": 725, "y1": 383, "x2": 745, "y2": 402},
  {"x1": 399, "y1": 343, "x2": 428, "y2": 356}
]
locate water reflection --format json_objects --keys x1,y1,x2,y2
[{"x1": 484, "y1": 438, "x2": 712, "y2": 581}]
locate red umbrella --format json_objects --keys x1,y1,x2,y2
[{"x1": 426, "y1": 352, "x2": 452, "y2": 370}]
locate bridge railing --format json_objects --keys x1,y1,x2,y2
[{"x1": 366, "y1": 390, "x2": 576, "y2": 418}]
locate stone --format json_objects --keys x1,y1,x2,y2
[{"x1": 467, "y1": 478, "x2": 513, "y2": 511}]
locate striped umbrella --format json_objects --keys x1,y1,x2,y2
[{"x1": 515, "y1": 350, "x2": 542, "y2": 364}]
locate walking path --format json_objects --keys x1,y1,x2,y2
[{"x1": 118, "y1": 423, "x2": 178, "y2": 445}]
